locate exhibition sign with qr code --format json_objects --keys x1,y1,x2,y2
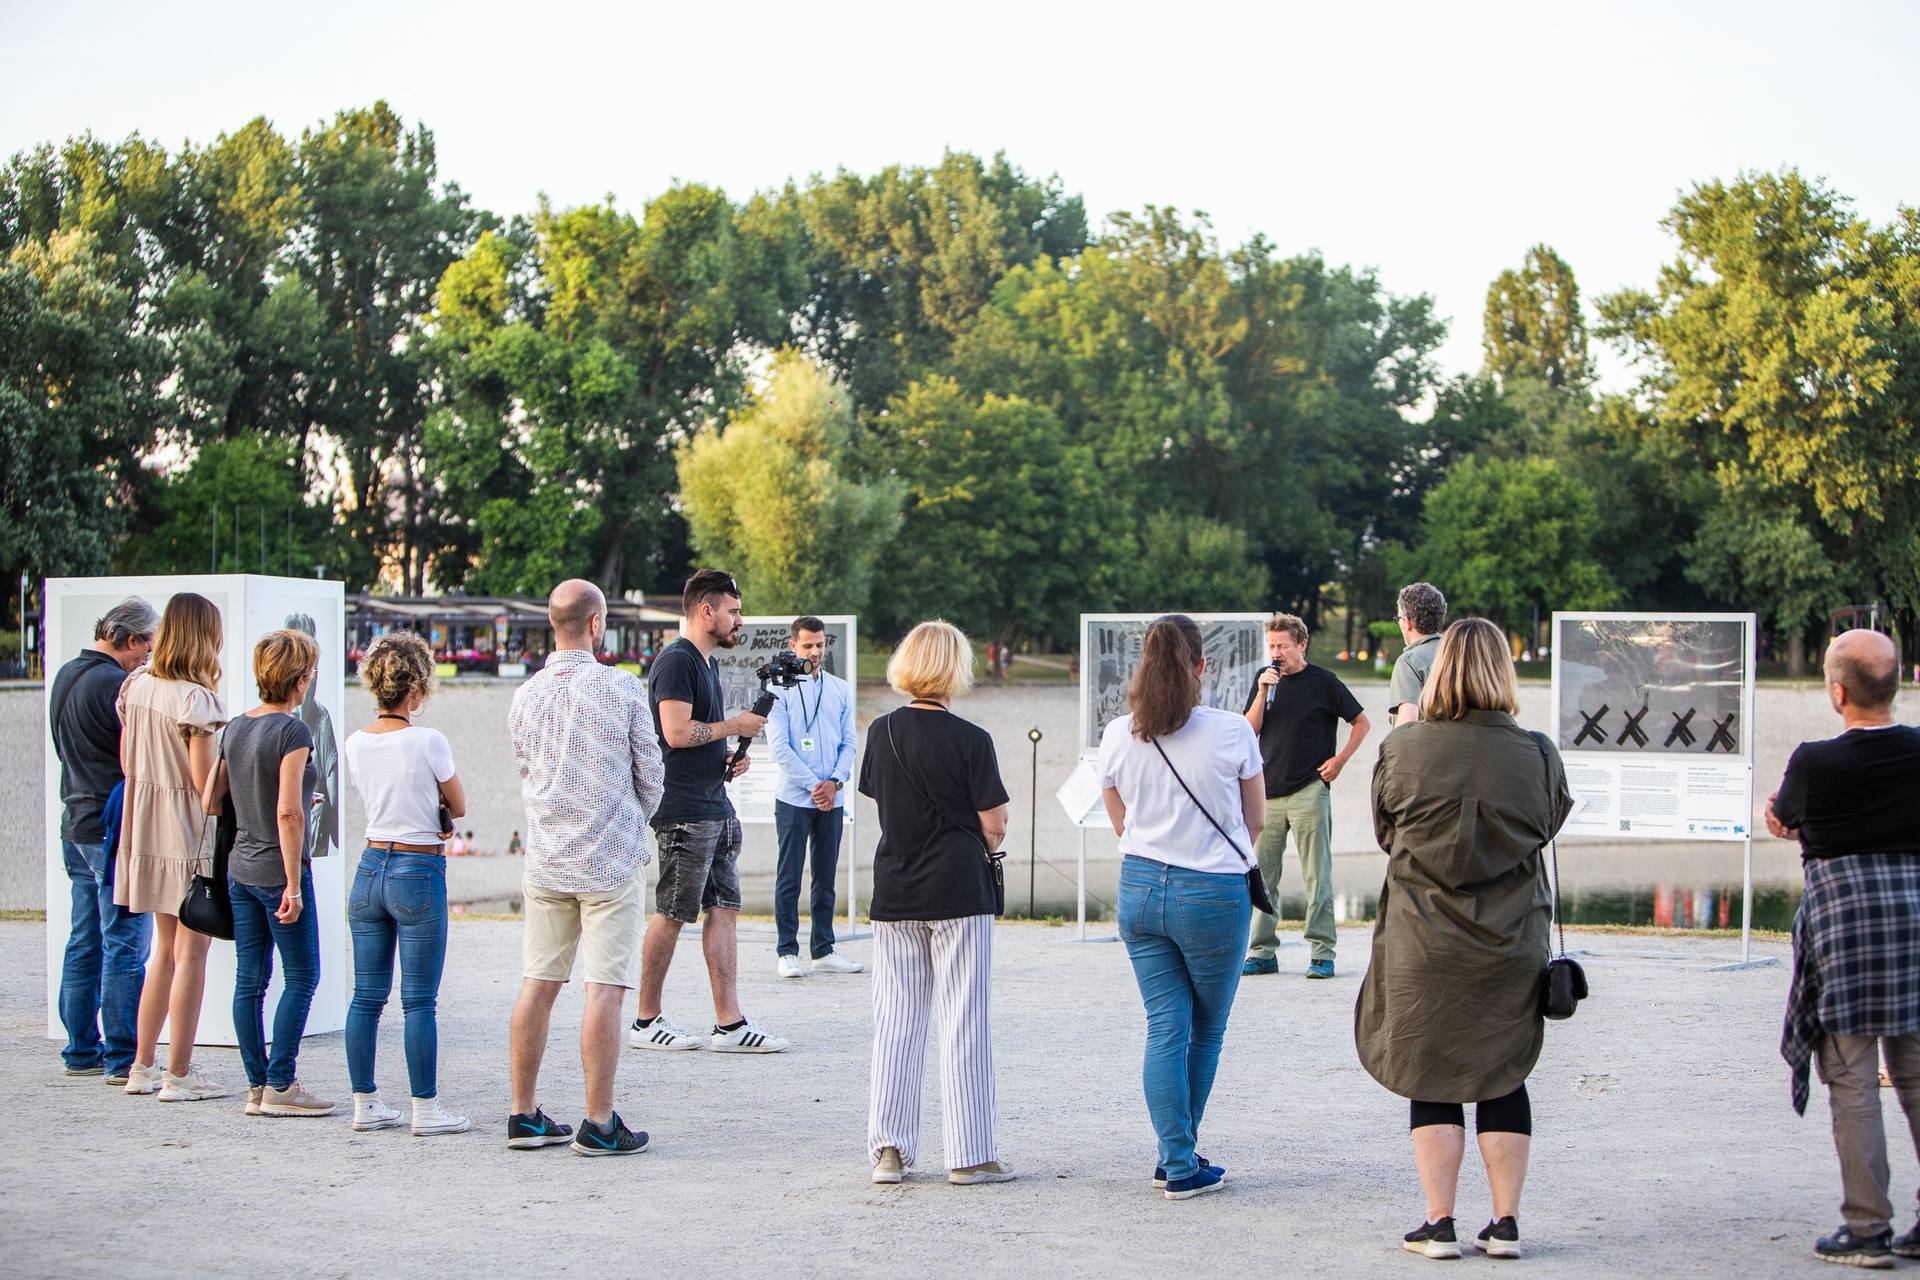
[{"x1": 1550, "y1": 612, "x2": 1757, "y2": 841}]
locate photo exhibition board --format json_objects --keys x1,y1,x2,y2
[{"x1": 1078, "y1": 614, "x2": 1270, "y2": 759}]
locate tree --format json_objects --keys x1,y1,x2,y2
[
  {"x1": 1115, "y1": 512, "x2": 1270, "y2": 615},
  {"x1": 1484, "y1": 244, "x2": 1589, "y2": 389},
  {"x1": 116, "y1": 435, "x2": 330, "y2": 576},
  {"x1": 1412, "y1": 455, "x2": 1618, "y2": 627},
  {"x1": 676, "y1": 354, "x2": 901, "y2": 614}
]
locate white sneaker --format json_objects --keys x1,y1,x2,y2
[
  {"x1": 777, "y1": 954, "x2": 808, "y2": 979},
  {"x1": 157, "y1": 1070, "x2": 231, "y2": 1102},
  {"x1": 710, "y1": 1019, "x2": 790, "y2": 1054},
  {"x1": 353, "y1": 1092, "x2": 403, "y2": 1132},
  {"x1": 411, "y1": 1097, "x2": 471, "y2": 1137},
  {"x1": 124, "y1": 1062, "x2": 164, "y2": 1096},
  {"x1": 629, "y1": 1013, "x2": 703, "y2": 1051},
  {"x1": 811, "y1": 950, "x2": 865, "y2": 974}
]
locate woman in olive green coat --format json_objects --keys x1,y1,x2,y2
[{"x1": 1354, "y1": 618, "x2": 1571, "y2": 1260}]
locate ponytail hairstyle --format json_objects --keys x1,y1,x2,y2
[{"x1": 1127, "y1": 614, "x2": 1205, "y2": 739}]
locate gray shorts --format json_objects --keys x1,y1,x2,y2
[{"x1": 652, "y1": 817, "x2": 743, "y2": 924}]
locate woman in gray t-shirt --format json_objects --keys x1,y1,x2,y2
[{"x1": 205, "y1": 628, "x2": 335, "y2": 1117}]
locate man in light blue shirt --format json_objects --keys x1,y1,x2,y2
[{"x1": 767, "y1": 616, "x2": 863, "y2": 977}]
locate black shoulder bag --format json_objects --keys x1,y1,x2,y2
[
  {"x1": 1531, "y1": 732, "x2": 1586, "y2": 1020},
  {"x1": 880, "y1": 710, "x2": 1005, "y2": 916},
  {"x1": 1147, "y1": 738, "x2": 1277, "y2": 917},
  {"x1": 178, "y1": 778, "x2": 236, "y2": 941}
]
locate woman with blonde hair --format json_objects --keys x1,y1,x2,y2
[
  {"x1": 862, "y1": 620, "x2": 1012, "y2": 1186},
  {"x1": 117, "y1": 591, "x2": 229, "y2": 1101},
  {"x1": 1356, "y1": 617, "x2": 1572, "y2": 1259},
  {"x1": 341, "y1": 631, "x2": 469, "y2": 1136}
]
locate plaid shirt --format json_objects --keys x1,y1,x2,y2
[
  {"x1": 509, "y1": 650, "x2": 665, "y2": 894},
  {"x1": 1781, "y1": 852, "x2": 1920, "y2": 1114}
]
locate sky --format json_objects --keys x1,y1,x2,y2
[{"x1": 4, "y1": 0, "x2": 1916, "y2": 388}]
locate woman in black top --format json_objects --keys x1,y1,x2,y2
[{"x1": 861, "y1": 620, "x2": 1012, "y2": 1187}]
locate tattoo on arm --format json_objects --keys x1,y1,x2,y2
[{"x1": 689, "y1": 723, "x2": 714, "y2": 746}]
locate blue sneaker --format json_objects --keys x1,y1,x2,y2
[
  {"x1": 1242, "y1": 956, "x2": 1278, "y2": 976},
  {"x1": 571, "y1": 1111, "x2": 649, "y2": 1157},
  {"x1": 1153, "y1": 1156, "x2": 1219, "y2": 1189},
  {"x1": 506, "y1": 1106, "x2": 574, "y2": 1149},
  {"x1": 1163, "y1": 1164, "x2": 1226, "y2": 1200},
  {"x1": 1306, "y1": 959, "x2": 1335, "y2": 979}
]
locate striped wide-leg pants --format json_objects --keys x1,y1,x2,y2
[{"x1": 867, "y1": 914, "x2": 997, "y2": 1169}]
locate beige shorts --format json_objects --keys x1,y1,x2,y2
[{"x1": 522, "y1": 874, "x2": 643, "y2": 987}]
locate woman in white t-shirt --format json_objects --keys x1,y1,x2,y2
[
  {"x1": 341, "y1": 632, "x2": 470, "y2": 1138},
  {"x1": 1097, "y1": 614, "x2": 1266, "y2": 1202}
]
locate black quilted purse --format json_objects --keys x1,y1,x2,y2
[{"x1": 179, "y1": 806, "x2": 237, "y2": 941}]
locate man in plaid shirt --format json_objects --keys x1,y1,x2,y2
[{"x1": 1772, "y1": 629, "x2": 1920, "y2": 1268}]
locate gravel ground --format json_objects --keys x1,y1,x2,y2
[{"x1": 0, "y1": 915, "x2": 1901, "y2": 1278}]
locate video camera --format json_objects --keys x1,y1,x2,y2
[{"x1": 724, "y1": 648, "x2": 810, "y2": 777}]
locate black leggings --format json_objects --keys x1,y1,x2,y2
[{"x1": 1409, "y1": 1084, "x2": 1531, "y2": 1135}]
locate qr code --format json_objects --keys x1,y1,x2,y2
[{"x1": 1619, "y1": 819, "x2": 1632, "y2": 832}]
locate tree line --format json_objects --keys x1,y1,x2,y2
[{"x1": 4, "y1": 103, "x2": 1915, "y2": 670}]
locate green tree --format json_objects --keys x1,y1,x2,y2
[
  {"x1": 1115, "y1": 512, "x2": 1270, "y2": 615},
  {"x1": 117, "y1": 435, "x2": 330, "y2": 576},
  {"x1": 1484, "y1": 244, "x2": 1589, "y2": 389},
  {"x1": 676, "y1": 354, "x2": 901, "y2": 614}
]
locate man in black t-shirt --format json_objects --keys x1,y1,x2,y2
[
  {"x1": 630, "y1": 570, "x2": 789, "y2": 1054},
  {"x1": 1240, "y1": 613, "x2": 1370, "y2": 979},
  {"x1": 1768, "y1": 629, "x2": 1920, "y2": 1265}
]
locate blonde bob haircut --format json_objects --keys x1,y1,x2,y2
[
  {"x1": 1419, "y1": 617, "x2": 1520, "y2": 721},
  {"x1": 253, "y1": 628, "x2": 320, "y2": 705},
  {"x1": 150, "y1": 592, "x2": 223, "y2": 691},
  {"x1": 886, "y1": 620, "x2": 974, "y2": 701}
]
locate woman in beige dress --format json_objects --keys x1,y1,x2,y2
[{"x1": 117, "y1": 592, "x2": 230, "y2": 1101}]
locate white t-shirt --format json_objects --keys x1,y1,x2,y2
[
  {"x1": 1097, "y1": 707, "x2": 1264, "y2": 876},
  {"x1": 343, "y1": 726, "x2": 456, "y2": 846}
]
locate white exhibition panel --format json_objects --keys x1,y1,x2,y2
[
  {"x1": 43, "y1": 575, "x2": 348, "y2": 1045},
  {"x1": 1078, "y1": 613, "x2": 1269, "y2": 757},
  {"x1": 720, "y1": 614, "x2": 857, "y2": 827}
]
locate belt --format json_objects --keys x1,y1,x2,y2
[{"x1": 366, "y1": 840, "x2": 442, "y2": 854}]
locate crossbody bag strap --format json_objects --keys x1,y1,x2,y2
[
  {"x1": 1148, "y1": 737, "x2": 1255, "y2": 871},
  {"x1": 1530, "y1": 731, "x2": 1566, "y2": 959},
  {"x1": 880, "y1": 712, "x2": 999, "y2": 866}
]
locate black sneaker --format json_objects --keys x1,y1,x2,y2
[
  {"x1": 1814, "y1": 1225, "x2": 1893, "y2": 1268},
  {"x1": 1476, "y1": 1216, "x2": 1521, "y2": 1258},
  {"x1": 1404, "y1": 1217, "x2": 1461, "y2": 1260},
  {"x1": 570, "y1": 1111, "x2": 649, "y2": 1157},
  {"x1": 506, "y1": 1107, "x2": 575, "y2": 1149},
  {"x1": 1894, "y1": 1218, "x2": 1920, "y2": 1259},
  {"x1": 1152, "y1": 1156, "x2": 1219, "y2": 1189}
]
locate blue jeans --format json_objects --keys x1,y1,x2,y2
[
  {"x1": 230, "y1": 866, "x2": 321, "y2": 1090},
  {"x1": 347, "y1": 848, "x2": 447, "y2": 1098},
  {"x1": 59, "y1": 838, "x2": 150, "y2": 1074},
  {"x1": 1117, "y1": 854, "x2": 1251, "y2": 1183},
  {"x1": 774, "y1": 800, "x2": 842, "y2": 958}
]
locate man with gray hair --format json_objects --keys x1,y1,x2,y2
[
  {"x1": 1388, "y1": 582, "x2": 1446, "y2": 727},
  {"x1": 48, "y1": 597, "x2": 157, "y2": 1083},
  {"x1": 1773, "y1": 629, "x2": 1920, "y2": 1267}
]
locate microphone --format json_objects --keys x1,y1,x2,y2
[{"x1": 1265, "y1": 662, "x2": 1282, "y2": 707}]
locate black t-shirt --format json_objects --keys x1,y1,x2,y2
[
  {"x1": 859, "y1": 707, "x2": 1010, "y2": 921},
  {"x1": 648, "y1": 637, "x2": 733, "y2": 825},
  {"x1": 50, "y1": 650, "x2": 128, "y2": 843},
  {"x1": 1773, "y1": 724, "x2": 1920, "y2": 859},
  {"x1": 1241, "y1": 663, "x2": 1365, "y2": 798}
]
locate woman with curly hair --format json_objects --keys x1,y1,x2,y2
[{"x1": 341, "y1": 632, "x2": 470, "y2": 1137}]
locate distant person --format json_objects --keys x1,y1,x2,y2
[
  {"x1": 208, "y1": 629, "x2": 332, "y2": 1117},
  {"x1": 1356, "y1": 618, "x2": 1571, "y2": 1260},
  {"x1": 116, "y1": 592, "x2": 229, "y2": 1102},
  {"x1": 49, "y1": 598, "x2": 156, "y2": 1083},
  {"x1": 446, "y1": 831, "x2": 469, "y2": 857},
  {"x1": 863, "y1": 620, "x2": 1013, "y2": 1186},
  {"x1": 768, "y1": 615, "x2": 862, "y2": 978},
  {"x1": 509, "y1": 580, "x2": 665, "y2": 1155},
  {"x1": 508, "y1": 830, "x2": 523, "y2": 857},
  {"x1": 1241, "y1": 613, "x2": 1370, "y2": 978},
  {"x1": 1773, "y1": 629, "x2": 1920, "y2": 1268},
  {"x1": 1387, "y1": 583, "x2": 1447, "y2": 727},
  {"x1": 630, "y1": 570, "x2": 788, "y2": 1055},
  {"x1": 343, "y1": 631, "x2": 470, "y2": 1136},
  {"x1": 1098, "y1": 615, "x2": 1265, "y2": 1200}
]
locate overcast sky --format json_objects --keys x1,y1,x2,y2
[{"x1": 5, "y1": 0, "x2": 1915, "y2": 387}]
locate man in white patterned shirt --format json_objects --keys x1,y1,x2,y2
[{"x1": 505, "y1": 579, "x2": 664, "y2": 1156}]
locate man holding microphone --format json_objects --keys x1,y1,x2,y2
[{"x1": 767, "y1": 616, "x2": 863, "y2": 978}]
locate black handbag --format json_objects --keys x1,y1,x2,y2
[
  {"x1": 880, "y1": 712, "x2": 1006, "y2": 916},
  {"x1": 179, "y1": 800, "x2": 236, "y2": 941},
  {"x1": 1148, "y1": 738, "x2": 1277, "y2": 917},
  {"x1": 1530, "y1": 733, "x2": 1586, "y2": 1020}
]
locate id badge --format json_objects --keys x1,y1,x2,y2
[{"x1": 801, "y1": 736, "x2": 815, "y2": 752}]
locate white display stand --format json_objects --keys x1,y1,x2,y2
[
  {"x1": 43, "y1": 575, "x2": 349, "y2": 1045},
  {"x1": 1055, "y1": 758, "x2": 1116, "y2": 942},
  {"x1": 1550, "y1": 611, "x2": 1771, "y2": 967},
  {"x1": 716, "y1": 614, "x2": 864, "y2": 939}
]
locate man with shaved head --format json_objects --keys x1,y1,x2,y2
[
  {"x1": 506, "y1": 578, "x2": 665, "y2": 1156},
  {"x1": 1772, "y1": 629, "x2": 1920, "y2": 1266}
]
